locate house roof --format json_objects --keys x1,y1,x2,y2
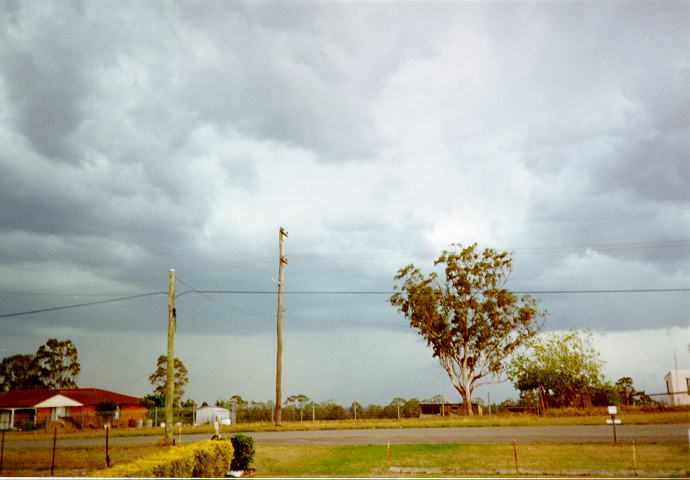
[
  {"x1": 0, "y1": 388, "x2": 142, "y2": 409},
  {"x1": 196, "y1": 406, "x2": 229, "y2": 412}
]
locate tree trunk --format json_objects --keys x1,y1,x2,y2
[
  {"x1": 537, "y1": 385, "x2": 547, "y2": 414},
  {"x1": 462, "y1": 390, "x2": 473, "y2": 416}
]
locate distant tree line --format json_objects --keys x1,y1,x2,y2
[
  {"x1": 204, "y1": 395, "x2": 424, "y2": 422},
  {"x1": 141, "y1": 395, "x2": 425, "y2": 425}
]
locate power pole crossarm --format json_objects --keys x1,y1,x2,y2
[{"x1": 275, "y1": 227, "x2": 288, "y2": 427}]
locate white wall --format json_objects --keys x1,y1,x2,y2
[{"x1": 664, "y1": 370, "x2": 690, "y2": 406}]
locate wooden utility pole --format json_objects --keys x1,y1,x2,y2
[
  {"x1": 274, "y1": 227, "x2": 288, "y2": 426},
  {"x1": 165, "y1": 269, "x2": 176, "y2": 443}
]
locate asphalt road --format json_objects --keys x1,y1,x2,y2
[
  {"x1": 6, "y1": 424, "x2": 689, "y2": 448},
  {"x1": 248, "y1": 424, "x2": 690, "y2": 445}
]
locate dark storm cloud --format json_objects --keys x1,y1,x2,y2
[{"x1": 0, "y1": 1, "x2": 112, "y2": 163}]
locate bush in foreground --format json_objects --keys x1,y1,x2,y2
[
  {"x1": 92, "y1": 439, "x2": 233, "y2": 477},
  {"x1": 230, "y1": 433, "x2": 255, "y2": 470}
]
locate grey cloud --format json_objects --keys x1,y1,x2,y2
[
  {"x1": 168, "y1": 2, "x2": 440, "y2": 163},
  {"x1": 0, "y1": 2, "x2": 111, "y2": 163},
  {"x1": 1, "y1": 0, "x2": 689, "y2": 406}
]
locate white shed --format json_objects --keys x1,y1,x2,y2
[
  {"x1": 195, "y1": 406, "x2": 231, "y2": 425},
  {"x1": 664, "y1": 370, "x2": 690, "y2": 406}
]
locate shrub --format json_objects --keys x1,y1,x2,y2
[
  {"x1": 230, "y1": 433, "x2": 255, "y2": 470},
  {"x1": 92, "y1": 440, "x2": 233, "y2": 478}
]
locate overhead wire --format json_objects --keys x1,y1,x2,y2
[
  {"x1": 0, "y1": 291, "x2": 167, "y2": 318},
  {"x1": 2, "y1": 237, "x2": 688, "y2": 298},
  {"x1": 170, "y1": 287, "x2": 690, "y2": 295},
  {"x1": 2, "y1": 286, "x2": 689, "y2": 319}
]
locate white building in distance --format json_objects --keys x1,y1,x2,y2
[
  {"x1": 664, "y1": 370, "x2": 690, "y2": 406},
  {"x1": 195, "y1": 406, "x2": 232, "y2": 425}
]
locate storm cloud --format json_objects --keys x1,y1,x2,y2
[{"x1": 0, "y1": 1, "x2": 688, "y2": 404}]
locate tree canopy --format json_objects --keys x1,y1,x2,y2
[
  {"x1": 285, "y1": 394, "x2": 310, "y2": 421},
  {"x1": 33, "y1": 339, "x2": 80, "y2": 389},
  {"x1": 506, "y1": 330, "x2": 604, "y2": 408},
  {"x1": 148, "y1": 355, "x2": 189, "y2": 407},
  {"x1": 0, "y1": 354, "x2": 39, "y2": 391},
  {"x1": 0, "y1": 339, "x2": 80, "y2": 391},
  {"x1": 390, "y1": 243, "x2": 544, "y2": 415}
]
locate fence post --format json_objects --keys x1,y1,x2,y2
[
  {"x1": 387, "y1": 440, "x2": 391, "y2": 467},
  {"x1": 105, "y1": 424, "x2": 110, "y2": 467},
  {"x1": 50, "y1": 427, "x2": 57, "y2": 475},
  {"x1": 512, "y1": 439, "x2": 519, "y2": 475},
  {"x1": 631, "y1": 440, "x2": 637, "y2": 476},
  {"x1": 1, "y1": 429, "x2": 5, "y2": 475}
]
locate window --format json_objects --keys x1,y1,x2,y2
[
  {"x1": 0, "y1": 411, "x2": 11, "y2": 430},
  {"x1": 51, "y1": 406, "x2": 66, "y2": 421}
]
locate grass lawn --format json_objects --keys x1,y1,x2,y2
[
  {"x1": 253, "y1": 443, "x2": 690, "y2": 477},
  {"x1": 2, "y1": 439, "x2": 688, "y2": 477}
]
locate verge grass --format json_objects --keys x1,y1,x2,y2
[
  {"x1": 0, "y1": 443, "x2": 162, "y2": 477},
  {"x1": 253, "y1": 443, "x2": 690, "y2": 477}
]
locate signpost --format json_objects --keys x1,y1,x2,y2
[{"x1": 606, "y1": 405, "x2": 621, "y2": 444}]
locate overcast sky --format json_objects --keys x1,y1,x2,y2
[{"x1": 1, "y1": 1, "x2": 689, "y2": 407}]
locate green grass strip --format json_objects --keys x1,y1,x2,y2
[{"x1": 254, "y1": 442, "x2": 690, "y2": 477}]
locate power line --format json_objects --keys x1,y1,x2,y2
[
  {"x1": 2, "y1": 238, "x2": 688, "y2": 298},
  {"x1": 176, "y1": 287, "x2": 690, "y2": 295},
  {"x1": 513, "y1": 288, "x2": 690, "y2": 294},
  {"x1": 2, "y1": 287, "x2": 689, "y2": 319},
  {"x1": 0, "y1": 292, "x2": 167, "y2": 318}
]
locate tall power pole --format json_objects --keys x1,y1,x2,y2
[
  {"x1": 274, "y1": 227, "x2": 288, "y2": 426},
  {"x1": 165, "y1": 269, "x2": 176, "y2": 443}
]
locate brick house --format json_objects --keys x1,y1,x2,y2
[{"x1": 0, "y1": 388, "x2": 147, "y2": 430}]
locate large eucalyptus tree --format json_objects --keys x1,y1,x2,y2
[{"x1": 390, "y1": 243, "x2": 544, "y2": 415}]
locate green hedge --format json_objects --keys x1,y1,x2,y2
[
  {"x1": 230, "y1": 433, "x2": 255, "y2": 470},
  {"x1": 92, "y1": 440, "x2": 234, "y2": 478}
]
